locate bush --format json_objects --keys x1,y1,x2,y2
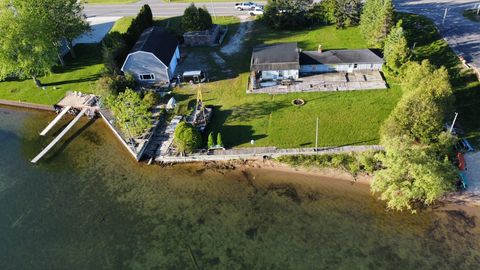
[
  {"x1": 217, "y1": 132, "x2": 223, "y2": 147},
  {"x1": 143, "y1": 91, "x2": 159, "y2": 108},
  {"x1": 262, "y1": 0, "x2": 310, "y2": 30},
  {"x1": 181, "y1": 4, "x2": 213, "y2": 32},
  {"x1": 96, "y1": 73, "x2": 135, "y2": 97},
  {"x1": 208, "y1": 132, "x2": 215, "y2": 149},
  {"x1": 174, "y1": 122, "x2": 202, "y2": 154}
]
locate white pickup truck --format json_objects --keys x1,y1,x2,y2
[{"x1": 235, "y1": 2, "x2": 258, "y2": 10}]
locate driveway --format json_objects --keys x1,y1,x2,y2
[
  {"x1": 74, "y1": 17, "x2": 122, "y2": 44},
  {"x1": 394, "y1": 0, "x2": 480, "y2": 68}
]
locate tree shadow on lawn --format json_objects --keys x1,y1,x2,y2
[
  {"x1": 42, "y1": 74, "x2": 101, "y2": 87},
  {"x1": 51, "y1": 44, "x2": 103, "y2": 74},
  {"x1": 206, "y1": 105, "x2": 268, "y2": 147},
  {"x1": 227, "y1": 100, "x2": 289, "y2": 122}
]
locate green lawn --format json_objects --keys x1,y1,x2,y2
[
  {"x1": 0, "y1": 44, "x2": 103, "y2": 105},
  {"x1": 110, "y1": 17, "x2": 134, "y2": 33},
  {"x1": 463, "y1": 9, "x2": 480, "y2": 23},
  {"x1": 173, "y1": 22, "x2": 402, "y2": 148}
]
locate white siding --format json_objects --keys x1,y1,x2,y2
[
  {"x1": 300, "y1": 63, "x2": 383, "y2": 74},
  {"x1": 261, "y1": 70, "x2": 299, "y2": 80},
  {"x1": 121, "y1": 52, "x2": 169, "y2": 85}
]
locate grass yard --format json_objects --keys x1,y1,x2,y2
[
  {"x1": 0, "y1": 45, "x2": 103, "y2": 105},
  {"x1": 173, "y1": 22, "x2": 402, "y2": 148}
]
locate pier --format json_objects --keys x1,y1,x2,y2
[{"x1": 31, "y1": 92, "x2": 99, "y2": 163}]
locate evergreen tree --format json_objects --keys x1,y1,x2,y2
[
  {"x1": 383, "y1": 21, "x2": 410, "y2": 74},
  {"x1": 182, "y1": 4, "x2": 213, "y2": 31},
  {"x1": 217, "y1": 133, "x2": 224, "y2": 147},
  {"x1": 125, "y1": 4, "x2": 154, "y2": 47},
  {"x1": 208, "y1": 132, "x2": 215, "y2": 149},
  {"x1": 198, "y1": 7, "x2": 213, "y2": 30},
  {"x1": 360, "y1": 0, "x2": 394, "y2": 47},
  {"x1": 174, "y1": 122, "x2": 202, "y2": 154}
]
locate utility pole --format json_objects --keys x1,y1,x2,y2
[
  {"x1": 315, "y1": 117, "x2": 319, "y2": 151},
  {"x1": 449, "y1": 112, "x2": 458, "y2": 134},
  {"x1": 211, "y1": 0, "x2": 217, "y2": 18},
  {"x1": 442, "y1": 8, "x2": 448, "y2": 25}
]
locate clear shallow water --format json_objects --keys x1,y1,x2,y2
[{"x1": 0, "y1": 106, "x2": 480, "y2": 270}]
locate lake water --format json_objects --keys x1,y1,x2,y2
[{"x1": 1, "y1": 106, "x2": 480, "y2": 269}]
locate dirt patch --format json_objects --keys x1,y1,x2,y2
[{"x1": 221, "y1": 15, "x2": 253, "y2": 56}]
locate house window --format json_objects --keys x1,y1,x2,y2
[
  {"x1": 139, "y1": 74, "x2": 155, "y2": 80},
  {"x1": 354, "y1": 64, "x2": 358, "y2": 69}
]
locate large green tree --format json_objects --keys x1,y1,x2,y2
[
  {"x1": 48, "y1": 0, "x2": 90, "y2": 61},
  {"x1": 373, "y1": 60, "x2": 456, "y2": 211},
  {"x1": 181, "y1": 4, "x2": 213, "y2": 32},
  {"x1": 263, "y1": 0, "x2": 311, "y2": 29},
  {"x1": 383, "y1": 21, "x2": 410, "y2": 74},
  {"x1": 360, "y1": 0, "x2": 394, "y2": 47},
  {"x1": 108, "y1": 88, "x2": 152, "y2": 137},
  {"x1": 0, "y1": 0, "x2": 89, "y2": 85}
]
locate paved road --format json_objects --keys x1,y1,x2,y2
[
  {"x1": 83, "y1": 0, "x2": 260, "y2": 17},
  {"x1": 84, "y1": 0, "x2": 480, "y2": 68},
  {"x1": 395, "y1": 0, "x2": 480, "y2": 68}
]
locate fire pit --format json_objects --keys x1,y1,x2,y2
[{"x1": 292, "y1": 99, "x2": 305, "y2": 106}]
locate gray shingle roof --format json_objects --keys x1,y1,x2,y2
[
  {"x1": 251, "y1": 43, "x2": 300, "y2": 71},
  {"x1": 300, "y1": 49, "x2": 384, "y2": 65},
  {"x1": 131, "y1": 26, "x2": 178, "y2": 65}
]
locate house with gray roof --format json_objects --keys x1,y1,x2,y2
[
  {"x1": 251, "y1": 43, "x2": 300, "y2": 82},
  {"x1": 299, "y1": 48, "x2": 384, "y2": 74},
  {"x1": 121, "y1": 26, "x2": 180, "y2": 86}
]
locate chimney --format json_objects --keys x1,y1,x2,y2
[{"x1": 318, "y1": 44, "x2": 322, "y2": 53}]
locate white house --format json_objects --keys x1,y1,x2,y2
[
  {"x1": 299, "y1": 48, "x2": 384, "y2": 74},
  {"x1": 121, "y1": 26, "x2": 180, "y2": 86},
  {"x1": 250, "y1": 43, "x2": 300, "y2": 82}
]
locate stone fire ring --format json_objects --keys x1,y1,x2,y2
[{"x1": 292, "y1": 99, "x2": 305, "y2": 106}]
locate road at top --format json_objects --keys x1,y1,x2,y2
[{"x1": 84, "y1": 0, "x2": 480, "y2": 67}]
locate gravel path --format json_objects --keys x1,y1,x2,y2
[{"x1": 221, "y1": 15, "x2": 254, "y2": 56}]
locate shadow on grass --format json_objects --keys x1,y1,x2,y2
[{"x1": 42, "y1": 75, "x2": 101, "y2": 87}]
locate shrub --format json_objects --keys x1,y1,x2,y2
[
  {"x1": 174, "y1": 122, "x2": 202, "y2": 154},
  {"x1": 216, "y1": 132, "x2": 223, "y2": 147},
  {"x1": 208, "y1": 132, "x2": 215, "y2": 149},
  {"x1": 102, "y1": 31, "x2": 128, "y2": 75},
  {"x1": 143, "y1": 91, "x2": 159, "y2": 108},
  {"x1": 96, "y1": 73, "x2": 135, "y2": 97}
]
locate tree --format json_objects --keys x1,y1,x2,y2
[
  {"x1": 383, "y1": 21, "x2": 410, "y2": 74},
  {"x1": 262, "y1": 0, "x2": 311, "y2": 30},
  {"x1": 334, "y1": 0, "x2": 362, "y2": 28},
  {"x1": 0, "y1": 0, "x2": 61, "y2": 86},
  {"x1": 173, "y1": 122, "x2": 202, "y2": 154},
  {"x1": 360, "y1": 0, "x2": 394, "y2": 47},
  {"x1": 96, "y1": 73, "x2": 135, "y2": 97},
  {"x1": 108, "y1": 88, "x2": 152, "y2": 137},
  {"x1": 372, "y1": 148, "x2": 456, "y2": 212},
  {"x1": 208, "y1": 132, "x2": 215, "y2": 149},
  {"x1": 198, "y1": 7, "x2": 213, "y2": 30},
  {"x1": 125, "y1": 4, "x2": 154, "y2": 47},
  {"x1": 217, "y1": 132, "x2": 224, "y2": 147},
  {"x1": 181, "y1": 4, "x2": 213, "y2": 32},
  {"x1": 318, "y1": 0, "x2": 336, "y2": 24},
  {"x1": 102, "y1": 31, "x2": 128, "y2": 74},
  {"x1": 48, "y1": 0, "x2": 90, "y2": 61}
]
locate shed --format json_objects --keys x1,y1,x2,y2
[
  {"x1": 121, "y1": 26, "x2": 180, "y2": 86},
  {"x1": 251, "y1": 43, "x2": 300, "y2": 81},
  {"x1": 300, "y1": 49, "x2": 384, "y2": 74}
]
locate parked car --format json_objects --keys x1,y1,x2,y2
[
  {"x1": 182, "y1": 70, "x2": 208, "y2": 84},
  {"x1": 235, "y1": 2, "x2": 258, "y2": 10},
  {"x1": 249, "y1": 6, "x2": 264, "y2": 16}
]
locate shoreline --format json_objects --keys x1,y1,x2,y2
[{"x1": 0, "y1": 99, "x2": 55, "y2": 112}]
